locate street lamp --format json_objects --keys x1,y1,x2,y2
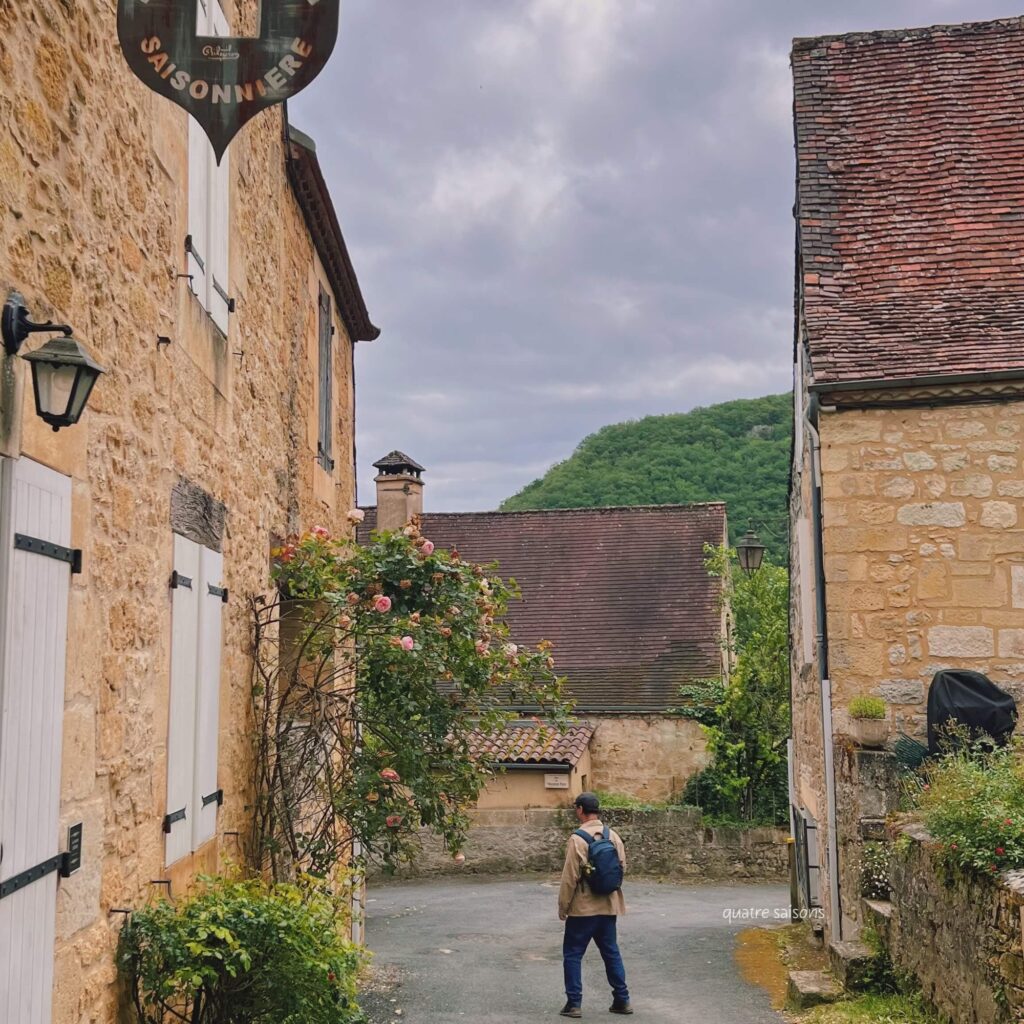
[
  {"x1": 736, "y1": 525, "x2": 766, "y2": 575},
  {"x1": 2, "y1": 292, "x2": 105, "y2": 431}
]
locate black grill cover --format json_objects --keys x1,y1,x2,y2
[{"x1": 927, "y1": 669, "x2": 1017, "y2": 755}]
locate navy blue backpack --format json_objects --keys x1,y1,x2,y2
[{"x1": 575, "y1": 826, "x2": 624, "y2": 895}]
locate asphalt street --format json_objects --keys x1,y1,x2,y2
[{"x1": 359, "y1": 876, "x2": 789, "y2": 1023}]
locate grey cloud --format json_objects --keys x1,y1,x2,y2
[{"x1": 293, "y1": 0, "x2": 1024, "y2": 510}]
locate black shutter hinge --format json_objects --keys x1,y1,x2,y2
[
  {"x1": 170, "y1": 571, "x2": 193, "y2": 590},
  {"x1": 212, "y1": 278, "x2": 236, "y2": 314},
  {"x1": 162, "y1": 807, "x2": 186, "y2": 833},
  {"x1": 0, "y1": 855, "x2": 62, "y2": 899},
  {"x1": 208, "y1": 584, "x2": 228, "y2": 603},
  {"x1": 15, "y1": 533, "x2": 82, "y2": 574},
  {"x1": 184, "y1": 234, "x2": 205, "y2": 273},
  {"x1": 202, "y1": 789, "x2": 224, "y2": 808}
]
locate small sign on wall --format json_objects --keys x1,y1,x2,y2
[{"x1": 544, "y1": 774, "x2": 570, "y2": 789}]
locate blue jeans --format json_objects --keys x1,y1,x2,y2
[{"x1": 563, "y1": 914, "x2": 629, "y2": 1006}]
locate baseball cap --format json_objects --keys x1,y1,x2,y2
[{"x1": 574, "y1": 792, "x2": 600, "y2": 814}]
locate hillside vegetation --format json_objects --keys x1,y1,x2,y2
[{"x1": 501, "y1": 393, "x2": 792, "y2": 564}]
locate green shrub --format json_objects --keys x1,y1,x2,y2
[
  {"x1": 861, "y1": 842, "x2": 891, "y2": 900},
  {"x1": 118, "y1": 874, "x2": 364, "y2": 1024},
  {"x1": 918, "y1": 742, "x2": 1024, "y2": 876},
  {"x1": 849, "y1": 696, "x2": 886, "y2": 720}
]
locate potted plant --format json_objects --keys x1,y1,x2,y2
[{"x1": 848, "y1": 696, "x2": 889, "y2": 749}]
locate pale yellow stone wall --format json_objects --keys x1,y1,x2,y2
[
  {"x1": 818, "y1": 401, "x2": 1024, "y2": 734},
  {"x1": 790, "y1": 372, "x2": 826, "y2": 827},
  {"x1": 476, "y1": 749, "x2": 592, "y2": 810},
  {"x1": 586, "y1": 715, "x2": 710, "y2": 802},
  {"x1": 0, "y1": 2, "x2": 362, "y2": 1020},
  {"x1": 793, "y1": 394, "x2": 1024, "y2": 940}
]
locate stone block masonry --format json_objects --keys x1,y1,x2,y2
[
  {"x1": 371, "y1": 807, "x2": 790, "y2": 882},
  {"x1": 0, "y1": 1, "x2": 364, "y2": 1021},
  {"x1": 819, "y1": 402, "x2": 1024, "y2": 735},
  {"x1": 881, "y1": 823, "x2": 1024, "y2": 1024}
]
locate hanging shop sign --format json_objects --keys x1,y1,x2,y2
[{"x1": 117, "y1": 0, "x2": 340, "y2": 162}]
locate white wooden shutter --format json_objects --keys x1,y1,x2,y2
[
  {"x1": 192, "y1": 547, "x2": 224, "y2": 849},
  {"x1": 166, "y1": 535, "x2": 200, "y2": 865},
  {"x1": 0, "y1": 458, "x2": 72, "y2": 1024},
  {"x1": 208, "y1": 0, "x2": 231, "y2": 333},
  {"x1": 187, "y1": 116, "x2": 211, "y2": 312}
]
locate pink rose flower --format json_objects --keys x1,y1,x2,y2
[
  {"x1": 421, "y1": 540, "x2": 435, "y2": 555},
  {"x1": 400, "y1": 635, "x2": 415, "y2": 651},
  {"x1": 310, "y1": 525, "x2": 330, "y2": 540},
  {"x1": 373, "y1": 595, "x2": 392, "y2": 613},
  {"x1": 475, "y1": 640, "x2": 489, "y2": 655},
  {"x1": 379, "y1": 768, "x2": 401, "y2": 783},
  {"x1": 453, "y1": 852, "x2": 466, "y2": 866},
  {"x1": 347, "y1": 508, "x2": 366, "y2": 524},
  {"x1": 504, "y1": 643, "x2": 518, "y2": 657},
  {"x1": 385, "y1": 814, "x2": 404, "y2": 828}
]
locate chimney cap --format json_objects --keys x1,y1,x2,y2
[{"x1": 373, "y1": 450, "x2": 425, "y2": 477}]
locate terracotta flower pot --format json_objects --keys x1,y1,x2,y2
[{"x1": 849, "y1": 717, "x2": 888, "y2": 749}]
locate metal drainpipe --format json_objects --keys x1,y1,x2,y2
[{"x1": 806, "y1": 392, "x2": 842, "y2": 941}]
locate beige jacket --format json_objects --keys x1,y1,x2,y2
[{"x1": 558, "y1": 818, "x2": 627, "y2": 919}]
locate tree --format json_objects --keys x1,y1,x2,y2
[
  {"x1": 250, "y1": 516, "x2": 570, "y2": 878},
  {"x1": 500, "y1": 393, "x2": 792, "y2": 564},
  {"x1": 676, "y1": 545, "x2": 790, "y2": 825}
]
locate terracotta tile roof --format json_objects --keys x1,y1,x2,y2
[
  {"x1": 466, "y1": 722, "x2": 595, "y2": 766},
  {"x1": 793, "y1": 18, "x2": 1024, "y2": 387},
  {"x1": 359, "y1": 504, "x2": 727, "y2": 712}
]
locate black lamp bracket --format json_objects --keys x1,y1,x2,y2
[{"x1": 3, "y1": 292, "x2": 72, "y2": 356}]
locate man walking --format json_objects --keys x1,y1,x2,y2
[{"x1": 558, "y1": 792, "x2": 632, "y2": 1017}]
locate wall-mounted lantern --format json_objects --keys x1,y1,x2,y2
[
  {"x1": 2, "y1": 292, "x2": 105, "y2": 432},
  {"x1": 736, "y1": 524, "x2": 766, "y2": 575}
]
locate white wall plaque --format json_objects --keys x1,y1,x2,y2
[{"x1": 544, "y1": 774, "x2": 569, "y2": 789}]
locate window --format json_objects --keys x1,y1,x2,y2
[
  {"x1": 317, "y1": 284, "x2": 334, "y2": 471},
  {"x1": 186, "y1": 0, "x2": 231, "y2": 334},
  {"x1": 166, "y1": 534, "x2": 225, "y2": 864}
]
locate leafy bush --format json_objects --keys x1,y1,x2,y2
[
  {"x1": 849, "y1": 696, "x2": 886, "y2": 721},
  {"x1": 917, "y1": 741, "x2": 1024, "y2": 875},
  {"x1": 861, "y1": 842, "x2": 891, "y2": 900},
  {"x1": 593, "y1": 790, "x2": 678, "y2": 812},
  {"x1": 119, "y1": 875, "x2": 363, "y2": 1024},
  {"x1": 677, "y1": 546, "x2": 790, "y2": 826}
]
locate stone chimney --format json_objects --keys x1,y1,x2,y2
[{"x1": 373, "y1": 451, "x2": 425, "y2": 532}]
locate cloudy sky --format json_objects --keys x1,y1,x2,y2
[{"x1": 292, "y1": 0, "x2": 1024, "y2": 511}]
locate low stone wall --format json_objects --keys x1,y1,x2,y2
[
  {"x1": 882, "y1": 823, "x2": 1024, "y2": 1023},
  {"x1": 370, "y1": 807, "x2": 789, "y2": 881}
]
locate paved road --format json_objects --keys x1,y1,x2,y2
[{"x1": 360, "y1": 876, "x2": 789, "y2": 1022}]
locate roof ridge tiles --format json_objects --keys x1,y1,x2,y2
[{"x1": 793, "y1": 17, "x2": 1024, "y2": 54}]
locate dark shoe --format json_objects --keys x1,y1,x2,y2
[
  {"x1": 609, "y1": 1000, "x2": 633, "y2": 1015},
  {"x1": 560, "y1": 1003, "x2": 582, "y2": 1018}
]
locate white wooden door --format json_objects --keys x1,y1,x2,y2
[{"x1": 0, "y1": 457, "x2": 72, "y2": 1024}]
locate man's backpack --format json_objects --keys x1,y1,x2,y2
[{"x1": 575, "y1": 826, "x2": 623, "y2": 895}]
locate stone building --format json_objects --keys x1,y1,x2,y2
[
  {"x1": 789, "y1": 16, "x2": 1024, "y2": 943},
  {"x1": 360, "y1": 452, "x2": 727, "y2": 803},
  {"x1": 0, "y1": 2, "x2": 378, "y2": 1020},
  {"x1": 467, "y1": 722, "x2": 595, "y2": 810}
]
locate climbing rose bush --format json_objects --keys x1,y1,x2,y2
[{"x1": 252, "y1": 518, "x2": 570, "y2": 876}]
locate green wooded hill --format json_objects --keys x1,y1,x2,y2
[{"x1": 500, "y1": 394, "x2": 792, "y2": 565}]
